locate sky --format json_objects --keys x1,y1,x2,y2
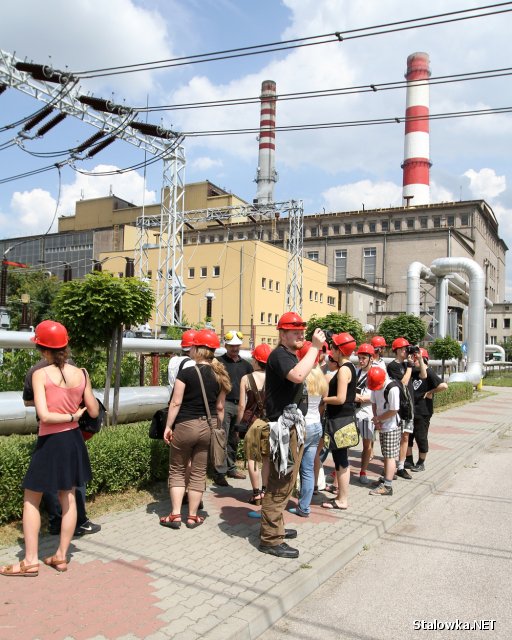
[{"x1": 0, "y1": 0, "x2": 511, "y2": 293}]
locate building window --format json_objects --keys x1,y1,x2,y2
[
  {"x1": 461, "y1": 214, "x2": 469, "y2": 226},
  {"x1": 200, "y1": 267, "x2": 207, "y2": 278},
  {"x1": 335, "y1": 249, "x2": 347, "y2": 282},
  {"x1": 278, "y1": 230, "x2": 284, "y2": 240},
  {"x1": 363, "y1": 247, "x2": 377, "y2": 284},
  {"x1": 310, "y1": 227, "x2": 318, "y2": 237},
  {"x1": 184, "y1": 237, "x2": 188, "y2": 244},
  {"x1": 381, "y1": 220, "x2": 389, "y2": 232},
  {"x1": 218, "y1": 234, "x2": 224, "y2": 242},
  {"x1": 320, "y1": 293, "x2": 323, "y2": 303},
  {"x1": 200, "y1": 235, "x2": 206, "y2": 244},
  {"x1": 394, "y1": 220, "x2": 401, "y2": 230},
  {"x1": 490, "y1": 336, "x2": 497, "y2": 345},
  {"x1": 322, "y1": 226, "x2": 329, "y2": 236},
  {"x1": 356, "y1": 222, "x2": 364, "y2": 233},
  {"x1": 333, "y1": 224, "x2": 340, "y2": 234},
  {"x1": 262, "y1": 277, "x2": 266, "y2": 289},
  {"x1": 447, "y1": 215, "x2": 455, "y2": 227},
  {"x1": 269, "y1": 279, "x2": 273, "y2": 291},
  {"x1": 209, "y1": 235, "x2": 215, "y2": 243},
  {"x1": 327, "y1": 295, "x2": 335, "y2": 305},
  {"x1": 268, "y1": 313, "x2": 272, "y2": 323},
  {"x1": 260, "y1": 312, "x2": 265, "y2": 323},
  {"x1": 212, "y1": 265, "x2": 220, "y2": 277},
  {"x1": 369, "y1": 222, "x2": 376, "y2": 233},
  {"x1": 433, "y1": 216, "x2": 441, "y2": 228},
  {"x1": 407, "y1": 218, "x2": 414, "y2": 229},
  {"x1": 314, "y1": 291, "x2": 318, "y2": 302},
  {"x1": 420, "y1": 217, "x2": 428, "y2": 229},
  {"x1": 310, "y1": 290, "x2": 313, "y2": 301},
  {"x1": 504, "y1": 319, "x2": 510, "y2": 329},
  {"x1": 490, "y1": 318, "x2": 497, "y2": 329},
  {"x1": 308, "y1": 251, "x2": 319, "y2": 261},
  {"x1": 344, "y1": 223, "x2": 351, "y2": 234},
  {"x1": 188, "y1": 267, "x2": 195, "y2": 279},
  {"x1": 275, "y1": 314, "x2": 279, "y2": 324},
  {"x1": 276, "y1": 281, "x2": 280, "y2": 292}
]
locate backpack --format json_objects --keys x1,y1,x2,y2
[{"x1": 383, "y1": 380, "x2": 413, "y2": 421}]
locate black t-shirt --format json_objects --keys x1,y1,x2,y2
[
  {"x1": 23, "y1": 359, "x2": 48, "y2": 402},
  {"x1": 265, "y1": 345, "x2": 307, "y2": 421},
  {"x1": 175, "y1": 364, "x2": 221, "y2": 423},
  {"x1": 218, "y1": 354, "x2": 253, "y2": 402},
  {"x1": 412, "y1": 367, "x2": 443, "y2": 417},
  {"x1": 326, "y1": 362, "x2": 357, "y2": 419},
  {"x1": 387, "y1": 359, "x2": 414, "y2": 398}
]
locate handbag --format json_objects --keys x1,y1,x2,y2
[
  {"x1": 237, "y1": 373, "x2": 266, "y2": 438},
  {"x1": 195, "y1": 366, "x2": 227, "y2": 469},
  {"x1": 149, "y1": 407, "x2": 168, "y2": 439},
  {"x1": 324, "y1": 414, "x2": 360, "y2": 450},
  {"x1": 78, "y1": 369, "x2": 106, "y2": 435}
]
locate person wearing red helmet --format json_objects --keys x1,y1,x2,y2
[
  {"x1": 1, "y1": 321, "x2": 99, "y2": 578},
  {"x1": 406, "y1": 347, "x2": 447, "y2": 472},
  {"x1": 215, "y1": 329, "x2": 253, "y2": 486},
  {"x1": 167, "y1": 329, "x2": 197, "y2": 395},
  {"x1": 321, "y1": 332, "x2": 357, "y2": 511},
  {"x1": 236, "y1": 343, "x2": 272, "y2": 505},
  {"x1": 387, "y1": 338, "x2": 427, "y2": 480},
  {"x1": 259, "y1": 313, "x2": 325, "y2": 559},
  {"x1": 365, "y1": 366, "x2": 401, "y2": 496},
  {"x1": 354, "y1": 344, "x2": 376, "y2": 485},
  {"x1": 370, "y1": 335, "x2": 387, "y2": 370},
  {"x1": 161, "y1": 329, "x2": 232, "y2": 529}
]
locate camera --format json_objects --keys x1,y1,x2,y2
[
  {"x1": 406, "y1": 345, "x2": 420, "y2": 355},
  {"x1": 324, "y1": 329, "x2": 334, "y2": 342}
]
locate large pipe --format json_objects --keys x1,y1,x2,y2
[
  {"x1": 430, "y1": 257, "x2": 485, "y2": 384},
  {"x1": 485, "y1": 344, "x2": 505, "y2": 361},
  {"x1": 406, "y1": 261, "x2": 434, "y2": 315},
  {"x1": 436, "y1": 277, "x2": 449, "y2": 338}
]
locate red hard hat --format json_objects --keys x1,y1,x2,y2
[
  {"x1": 420, "y1": 347, "x2": 429, "y2": 361},
  {"x1": 357, "y1": 343, "x2": 375, "y2": 357},
  {"x1": 31, "y1": 320, "x2": 69, "y2": 349},
  {"x1": 296, "y1": 340, "x2": 320, "y2": 365},
  {"x1": 277, "y1": 311, "x2": 306, "y2": 330},
  {"x1": 392, "y1": 337, "x2": 410, "y2": 351},
  {"x1": 367, "y1": 366, "x2": 387, "y2": 390},
  {"x1": 181, "y1": 329, "x2": 197, "y2": 349},
  {"x1": 371, "y1": 336, "x2": 387, "y2": 348},
  {"x1": 331, "y1": 332, "x2": 356, "y2": 356},
  {"x1": 193, "y1": 329, "x2": 220, "y2": 350},
  {"x1": 252, "y1": 343, "x2": 272, "y2": 364}
]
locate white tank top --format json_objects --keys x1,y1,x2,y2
[{"x1": 304, "y1": 394, "x2": 322, "y2": 425}]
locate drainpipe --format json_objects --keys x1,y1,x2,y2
[
  {"x1": 435, "y1": 277, "x2": 448, "y2": 337},
  {"x1": 430, "y1": 257, "x2": 485, "y2": 385}
]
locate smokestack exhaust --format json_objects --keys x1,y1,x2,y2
[
  {"x1": 402, "y1": 52, "x2": 431, "y2": 205},
  {"x1": 255, "y1": 80, "x2": 278, "y2": 204}
]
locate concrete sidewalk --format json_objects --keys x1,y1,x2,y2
[{"x1": 1, "y1": 387, "x2": 510, "y2": 640}]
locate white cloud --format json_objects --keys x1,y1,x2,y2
[
  {"x1": 191, "y1": 156, "x2": 224, "y2": 171},
  {"x1": 464, "y1": 168, "x2": 506, "y2": 201},
  {"x1": 322, "y1": 179, "x2": 402, "y2": 212}
]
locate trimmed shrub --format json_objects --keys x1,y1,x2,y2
[
  {"x1": 0, "y1": 422, "x2": 168, "y2": 525},
  {"x1": 433, "y1": 382, "x2": 473, "y2": 410}
]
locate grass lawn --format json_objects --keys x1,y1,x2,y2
[{"x1": 483, "y1": 374, "x2": 512, "y2": 387}]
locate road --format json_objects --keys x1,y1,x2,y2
[{"x1": 260, "y1": 427, "x2": 512, "y2": 640}]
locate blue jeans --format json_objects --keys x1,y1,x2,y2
[{"x1": 298, "y1": 422, "x2": 323, "y2": 514}]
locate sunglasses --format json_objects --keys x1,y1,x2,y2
[{"x1": 224, "y1": 331, "x2": 243, "y2": 341}]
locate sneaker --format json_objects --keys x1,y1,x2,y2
[
  {"x1": 396, "y1": 468, "x2": 412, "y2": 480},
  {"x1": 404, "y1": 460, "x2": 415, "y2": 470},
  {"x1": 74, "y1": 520, "x2": 102, "y2": 536},
  {"x1": 214, "y1": 475, "x2": 230, "y2": 487},
  {"x1": 411, "y1": 462, "x2": 425, "y2": 472},
  {"x1": 369, "y1": 484, "x2": 393, "y2": 496},
  {"x1": 359, "y1": 475, "x2": 370, "y2": 485}
]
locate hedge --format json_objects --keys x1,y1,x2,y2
[
  {"x1": 0, "y1": 422, "x2": 168, "y2": 525},
  {"x1": 433, "y1": 381, "x2": 473, "y2": 410}
]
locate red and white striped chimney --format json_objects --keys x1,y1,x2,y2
[
  {"x1": 402, "y1": 52, "x2": 431, "y2": 205},
  {"x1": 255, "y1": 80, "x2": 278, "y2": 204}
]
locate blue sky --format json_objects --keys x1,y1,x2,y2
[{"x1": 1, "y1": 0, "x2": 511, "y2": 292}]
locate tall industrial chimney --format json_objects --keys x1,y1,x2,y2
[
  {"x1": 402, "y1": 52, "x2": 431, "y2": 205},
  {"x1": 255, "y1": 80, "x2": 278, "y2": 204}
]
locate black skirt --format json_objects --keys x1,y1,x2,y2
[{"x1": 22, "y1": 428, "x2": 92, "y2": 492}]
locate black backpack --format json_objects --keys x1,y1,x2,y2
[{"x1": 383, "y1": 380, "x2": 413, "y2": 421}]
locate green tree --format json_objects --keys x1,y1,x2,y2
[
  {"x1": 429, "y1": 335, "x2": 463, "y2": 380},
  {"x1": 6, "y1": 269, "x2": 61, "y2": 330},
  {"x1": 378, "y1": 314, "x2": 427, "y2": 346},
  {"x1": 305, "y1": 312, "x2": 365, "y2": 345},
  {"x1": 0, "y1": 349, "x2": 40, "y2": 391}
]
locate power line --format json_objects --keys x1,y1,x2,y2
[{"x1": 75, "y1": 3, "x2": 512, "y2": 78}]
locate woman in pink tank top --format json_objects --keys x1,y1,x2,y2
[{"x1": 0, "y1": 321, "x2": 99, "y2": 578}]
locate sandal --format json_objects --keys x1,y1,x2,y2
[
  {"x1": 43, "y1": 556, "x2": 68, "y2": 572},
  {"x1": 186, "y1": 515, "x2": 205, "y2": 529},
  {"x1": 321, "y1": 498, "x2": 347, "y2": 510},
  {"x1": 160, "y1": 514, "x2": 182, "y2": 529},
  {"x1": 0, "y1": 560, "x2": 39, "y2": 577},
  {"x1": 324, "y1": 483, "x2": 338, "y2": 494}
]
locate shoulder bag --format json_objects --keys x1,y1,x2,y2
[
  {"x1": 78, "y1": 369, "x2": 106, "y2": 435},
  {"x1": 195, "y1": 365, "x2": 227, "y2": 469}
]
